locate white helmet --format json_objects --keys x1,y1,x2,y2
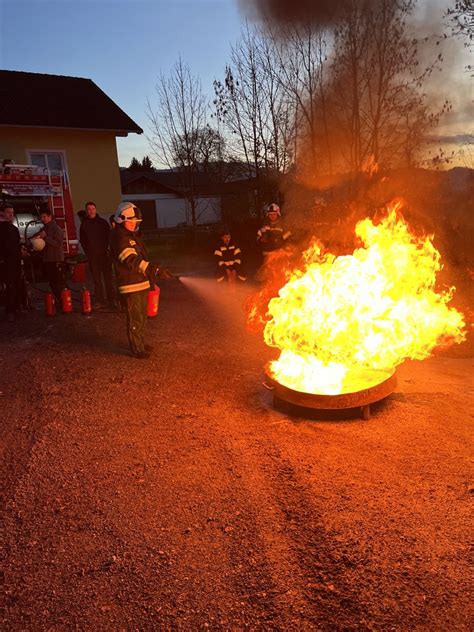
[
  {"x1": 266, "y1": 203, "x2": 281, "y2": 216},
  {"x1": 30, "y1": 237, "x2": 46, "y2": 251},
  {"x1": 114, "y1": 202, "x2": 142, "y2": 224}
]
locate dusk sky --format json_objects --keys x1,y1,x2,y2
[
  {"x1": 1, "y1": 0, "x2": 472, "y2": 168},
  {"x1": 0, "y1": 0, "x2": 243, "y2": 166}
]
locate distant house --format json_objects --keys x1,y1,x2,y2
[
  {"x1": 121, "y1": 169, "x2": 221, "y2": 229},
  {"x1": 0, "y1": 70, "x2": 142, "y2": 216}
]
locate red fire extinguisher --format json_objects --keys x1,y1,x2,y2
[
  {"x1": 61, "y1": 288, "x2": 73, "y2": 313},
  {"x1": 147, "y1": 285, "x2": 160, "y2": 317},
  {"x1": 81, "y1": 288, "x2": 91, "y2": 315},
  {"x1": 45, "y1": 292, "x2": 56, "y2": 316}
]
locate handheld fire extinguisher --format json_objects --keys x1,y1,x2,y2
[
  {"x1": 45, "y1": 292, "x2": 56, "y2": 316},
  {"x1": 81, "y1": 287, "x2": 91, "y2": 315},
  {"x1": 61, "y1": 288, "x2": 73, "y2": 313},
  {"x1": 147, "y1": 285, "x2": 160, "y2": 318}
]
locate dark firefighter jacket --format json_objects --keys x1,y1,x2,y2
[
  {"x1": 110, "y1": 224, "x2": 151, "y2": 294},
  {"x1": 257, "y1": 219, "x2": 291, "y2": 253},
  {"x1": 214, "y1": 241, "x2": 246, "y2": 282}
]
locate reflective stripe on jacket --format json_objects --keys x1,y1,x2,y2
[
  {"x1": 110, "y1": 225, "x2": 151, "y2": 294},
  {"x1": 214, "y1": 241, "x2": 246, "y2": 282},
  {"x1": 257, "y1": 220, "x2": 291, "y2": 252}
]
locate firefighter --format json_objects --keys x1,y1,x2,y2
[
  {"x1": 214, "y1": 227, "x2": 246, "y2": 285},
  {"x1": 257, "y1": 203, "x2": 291, "y2": 253},
  {"x1": 110, "y1": 202, "x2": 159, "y2": 359}
]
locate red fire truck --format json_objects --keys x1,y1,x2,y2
[{"x1": 0, "y1": 163, "x2": 78, "y2": 256}]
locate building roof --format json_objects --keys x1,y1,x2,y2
[
  {"x1": 0, "y1": 70, "x2": 142, "y2": 135},
  {"x1": 120, "y1": 165, "x2": 264, "y2": 194},
  {"x1": 121, "y1": 171, "x2": 183, "y2": 196},
  {"x1": 120, "y1": 169, "x2": 227, "y2": 196}
]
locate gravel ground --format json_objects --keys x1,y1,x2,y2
[{"x1": 1, "y1": 275, "x2": 473, "y2": 631}]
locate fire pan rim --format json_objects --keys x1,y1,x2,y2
[{"x1": 264, "y1": 366, "x2": 397, "y2": 410}]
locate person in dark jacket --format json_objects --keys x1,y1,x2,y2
[
  {"x1": 33, "y1": 209, "x2": 65, "y2": 304},
  {"x1": 214, "y1": 227, "x2": 246, "y2": 285},
  {"x1": 80, "y1": 201, "x2": 114, "y2": 309},
  {"x1": 0, "y1": 203, "x2": 21, "y2": 321},
  {"x1": 257, "y1": 203, "x2": 291, "y2": 253},
  {"x1": 110, "y1": 202, "x2": 160, "y2": 359}
]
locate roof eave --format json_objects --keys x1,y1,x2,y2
[
  {"x1": 121, "y1": 175, "x2": 183, "y2": 197},
  {"x1": 0, "y1": 123, "x2": 143, "y2": 135}
]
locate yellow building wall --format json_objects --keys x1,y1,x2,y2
[{"x1": 0, "y1": 127, "x2": 125, "y2": 214}]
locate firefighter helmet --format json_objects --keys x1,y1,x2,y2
[
  {"x1": 30, "y1": 237, "x2": 46, "y2": 251},
  {"x1": 114, "y1": 202, "x2": 143, "y2": 224},
  {"x1": 266, "y1": 203, "x2": 281, "y2": 216}
]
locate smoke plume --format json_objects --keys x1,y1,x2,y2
[{"x1": 238, "y1": 0, "x2": 385, "y2": 28}]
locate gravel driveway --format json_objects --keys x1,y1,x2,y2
[{"x1": 1, "y1": 277, "x2": 473, "y2": 630}]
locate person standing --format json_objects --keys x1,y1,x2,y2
[
  {"x1": 80, "y1": 201, "x2": 114, "y2": 309},
  {"x1": 257, "y1": 203, "x2": 291, "y2": 253},
  {"x1": 34, "y1": 208, "x2": 65, "y2": 304},
  {"x1": 0, "y1": 203, "x2": 21, "y2": 321},
  {"x1": 110, "y1": 202, "x2": 160, "y2": 359}
]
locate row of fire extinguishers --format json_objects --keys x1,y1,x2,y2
[{"x1": 44, "y1": 286, "x2": 160, "y2": 317}]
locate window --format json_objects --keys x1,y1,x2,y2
[{"x1": 29, "y1": 152, "x2": 66, "y2": 175}]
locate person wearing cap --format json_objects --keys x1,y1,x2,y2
[
  {"x1": 110, "y1": 202, "x2": 160, "y2": 359},
  {"x1": 79, "y1": 201, "x2": 115, "y2": 309},
  {"x1": 214, "y1": 227, "x2": 246, "y2": 285},
  {"x1": 257, "y1": 203, "x2": 291, "y2": 253}
]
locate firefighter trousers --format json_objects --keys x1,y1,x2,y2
[{"x1": 125, "y1": 289, "x2": 148, "y2": 355}]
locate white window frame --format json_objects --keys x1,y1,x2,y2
[
  {"x1": 26, "y1": 149, "x2": 73, "y2": 197},
  {"x1": 26, "y1": 148, "x2": 69, "y2": 174}
]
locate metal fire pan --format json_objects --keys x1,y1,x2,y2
[{"x1": 264, "y1": 368, "x2": 397, "y2": 411}]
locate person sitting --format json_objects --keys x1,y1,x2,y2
[{"x1": 214, "y1": 227, "x2": 246, "y2": 285}]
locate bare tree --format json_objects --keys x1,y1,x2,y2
[
  {"x1": 265, "y1": 22, "x2": 333, "y2": 177},
  {"x1": 147, "y1": 57, "x2": 215, "y2": 230},
  {"x1": 253, "y1": 31, "x2": 297, "y2": 174},
  {"x1": 445, "y1": 0, "x2": 473, "y2": 74},
  {"x1": 214, "y1": 26, "x2": 266, "y2": 211},
  {"x1": 213, "y1": 24, "x2": 297, "y2": 214},
  {"x1": 327, "y1": 0, "x2": 450, "y2": 171},
  {"x1": 446, "y1": 0, "x2": 474, "y2": 39}
]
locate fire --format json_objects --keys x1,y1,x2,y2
[{"x1": 258, "y1": 202, "x2": 466, "y2": 395}]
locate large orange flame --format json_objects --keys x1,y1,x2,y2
[{"x1": 259, "y1": 202, "x2": 466, "y2": 395}]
